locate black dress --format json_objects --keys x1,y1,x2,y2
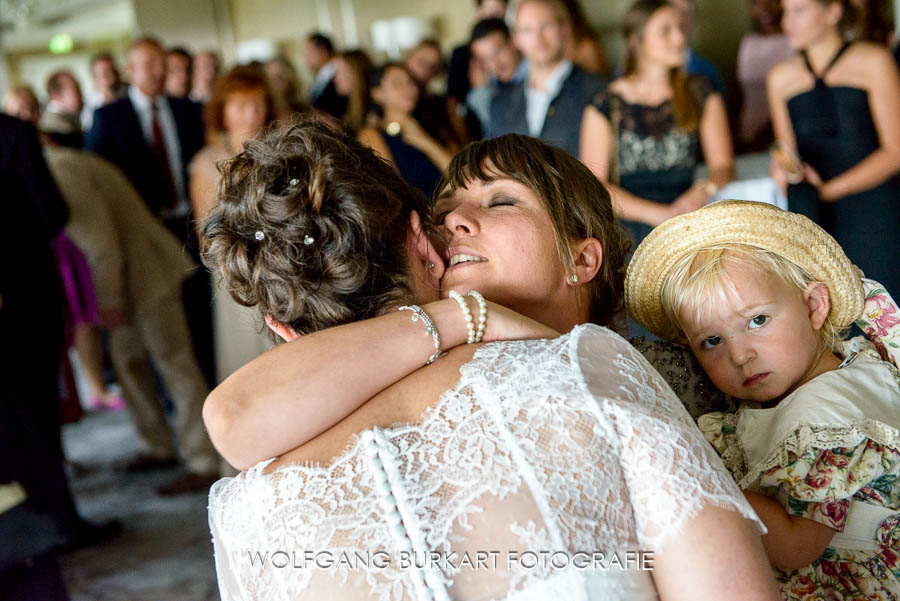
[
  {"x1": 590, "y1": 75, "x2": 714, "y2": 248},
  {"x1": 787, "y1": 41, "x2": 900, "y2": 294},
  {"x1": 382, "y1": 129, "x2": 443, "y2": 199}
]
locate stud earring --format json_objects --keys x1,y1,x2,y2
[
  {"x1": 427, "y1": 262, "x2": 435, "y2": 270},
  {"x1": 568, "y1": 274, "x2": 579, "y2": 284}
]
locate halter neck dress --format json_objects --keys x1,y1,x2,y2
[{"x1": 786, "y1": 41, "x2": 900, "y2": 294}]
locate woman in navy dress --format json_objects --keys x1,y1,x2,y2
[
  {"x1": 768, "y1": 0, "x2": 900, "y2": 294},
  {"x1": 358, "y1": 64, "x2": 452, "y2": 199}
]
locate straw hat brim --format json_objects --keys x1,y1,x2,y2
[{"x1": 624, "y1": 200, "x2": 865, "y2": 341}]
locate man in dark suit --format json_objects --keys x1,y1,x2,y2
[
  {"x1": 0, "y1": 114, "x2": 119, "y2": 597},
  {"x1": 488, "y1": 0, "x2": 605, "y2": 158},
  {"x1": 304, "y1": 32, "x2": 347, "y2": 120},
  {"x1": 84, "y1": 37, "x2": 220, "y2": 493},
  {"x1": 86, "y1": 37, "x2": 204, "y2": 234}
]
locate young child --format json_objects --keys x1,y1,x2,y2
[{"x1": 625, "y1": 200, "x2": 900, "y2": 600}]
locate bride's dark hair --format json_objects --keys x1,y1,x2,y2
[{"x1": 201, "y1": 116, "x2": 431, "y2": 339}]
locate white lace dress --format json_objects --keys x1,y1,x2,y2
[{"x1": 208, "y1": 324, "x2": 764, "y2": 601}]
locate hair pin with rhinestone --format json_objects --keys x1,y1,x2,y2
[{"x1": 254, "y1": 231, "x2": 265, "y2": 241}]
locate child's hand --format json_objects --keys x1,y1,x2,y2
[{"x1": 481, "y1": 301, "x2": 560, "y2": 343}]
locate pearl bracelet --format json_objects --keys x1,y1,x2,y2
[
  {"x1": 448, "y1": 290, "x2": 488, "y2": 344},
  {"x1": 398, "y1": 305, "x2": 445, "y2": 365}
]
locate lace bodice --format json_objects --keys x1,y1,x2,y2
[{"x1": 208, "y1": 325, "x2": 763, "y2": 601}]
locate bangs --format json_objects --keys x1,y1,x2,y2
[{"x1": 436, "y1": 136, "x2": 562, "y2": 202}]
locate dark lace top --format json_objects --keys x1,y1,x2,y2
[{"x1": 591, "y1": 74, "x2": 714, "y2": 179}]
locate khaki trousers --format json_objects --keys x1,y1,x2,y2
[{"x1": 109, "y1": 288, "x2": 219, "y2": 475}]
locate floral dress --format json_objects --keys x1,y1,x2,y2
[{"x1": 699, "y1": 338, "x2": 900, "y2": 600}]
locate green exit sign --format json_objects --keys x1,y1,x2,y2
[{"x1": 49, "y1": 34, "x2": 74, "y2": 54}]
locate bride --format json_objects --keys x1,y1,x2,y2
[{"x1": 203, "y1": 118, "x2": 779, "y2": 600}]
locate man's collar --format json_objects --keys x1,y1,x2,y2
[
  {"x1": 129, "y1": 85, "x2": 163, "y2": 110},
  {"x1": 527, "y1": 59, "x2": 572, "y2": 94}
]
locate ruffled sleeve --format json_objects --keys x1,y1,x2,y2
[
  {"x1": 754, "y1": 434, "x2": 900, "y2": 531},
  {"x1": 574, "y1": 325, "x2": 766, "y2": 551}
]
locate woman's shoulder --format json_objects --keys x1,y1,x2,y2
[
  {"x1": 843, "y1": 41, "x2": 897, "y2": 80},
  {"x1": 767, "y1": 54, "x2": 807, "y2": 89}
]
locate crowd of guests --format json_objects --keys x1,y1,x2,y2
[{"x1": 1, "y1": 0, "x2": 899, "y2": 597}]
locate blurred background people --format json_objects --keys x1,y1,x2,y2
[
  {"x1": 44, "y1": 71, "x2": 85, "y2": 147},
  {"x1": 4, "y1": 85, "x2": 121, "y2": 417},
  {"x1": 768, "y1": 0, "x2": 900, "y2": 295},
  {"x1": 447, "y1": 0, "x2": 510, "y2": 107},
  {"x1": 2, "y1": 85, "x2": 40, "y2": 124},
  {"x1": 190, "y1": 50, "x2": 220, "y2": 104},
  {"x1": 305, "y1": 32, "x2": 347, "y2": 120},
  {"x1": 333, "y1": 49, "x2": 375, "y2": 133},
  {"x1": 735, "y1": 0, "x2": 794, "y2": 151},
  {"x1": 563, "y1": 0, "x2": 608, "y2": 74},
  {"x1": 189, "y1": 66, "x2": 277, "y2": 384},
  {"x1": 580, "y1": 0, "x2": 733, "y2": 248},
  {"x1": 669, "y1": 0, "x2": 726, "y2": 94},
  {"x1": 84, "y1": 37, "x2": 219, "y2": 491},
  {"x1": 359, "y1": 63, "x2": 452, "y2": 197},
  {"x1": 82, "y1": 52, "x2": 125, "y2": 131},
  {"x1": 165, "y1": 46, "x2": 193, "y2": 99},
  {"x1": 0, "y1": 113, "x2": 122, "y2": 601},
  {"x1": 264, "y1": 55, "x2": 308, "y2": 120},
  {"x1": 490, "y1": 0, "x2": 605, "y2": 157},
  {"x1": 467, "y1": 18, "x2": 526, "y2": 131},
  {"x1": 406, "y1": 38, "x2": 472, "y2": 150}
]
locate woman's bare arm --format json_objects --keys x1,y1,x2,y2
[
  {"x1": 698, "y1": 92, "x2": 735, "y2": 190},
  {"x1": 204, "y1": 298, "x2": 558, "y2": 469},
  {"x1": 652, "y1": 504, "x2": 781, "y2": 601},
  {"x1": 743, "y1": 490, "x2": 836, "y2": 570}
]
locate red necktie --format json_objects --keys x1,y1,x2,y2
[{"x1": 150, "y1": 103, "x2": 179, "y2": 211}]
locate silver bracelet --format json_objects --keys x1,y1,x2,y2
[{"x1": 398, "y1": 305, "x2": 445, "y2": 365}]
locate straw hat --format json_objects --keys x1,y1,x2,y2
[{"x1": 625, "y1": 200, "x2": 865, "y2": 341}]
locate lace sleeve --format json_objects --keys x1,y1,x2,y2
[
  {"x1": 209, "y1": 477, "x2": 249, "y2": 601},
  {"x1": 575, "y1": 326, "x2": 765, "y2": 551}
]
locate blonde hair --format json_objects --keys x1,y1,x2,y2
[{"x1": 659, "y1": 243, "x2": 844, "y2": 352}]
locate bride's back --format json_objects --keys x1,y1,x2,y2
[{"x1": 209, "y1": 325, "x2": 756, "y2": 600}]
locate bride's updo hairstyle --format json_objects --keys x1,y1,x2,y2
[
  {"x1": 202, "y1": 116, "x2": 431, "y2": 339},
  {"x1": 436, "y1": 134, "x2": 631, "y2": 327}
]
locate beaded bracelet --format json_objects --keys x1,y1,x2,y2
[
  {"x1": 449, "y1": 290, "x2": 488, "y2": 344},
  {"x1": 398, "y1": 305, "x2": 445, "y2": 365},
  {"x1": 448, "y1": 291, "x2": 475, "y2": 343},
  {"x1": 467, "y1": 290, "x2": 487, "y2": 343}
]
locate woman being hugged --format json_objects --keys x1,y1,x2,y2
[
  {"x1": 580, "y1": 0, "x2": 733, "y2": 248},
  {"x1": 767, "y1": 0, "x2": 900, "y2": 294}
]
